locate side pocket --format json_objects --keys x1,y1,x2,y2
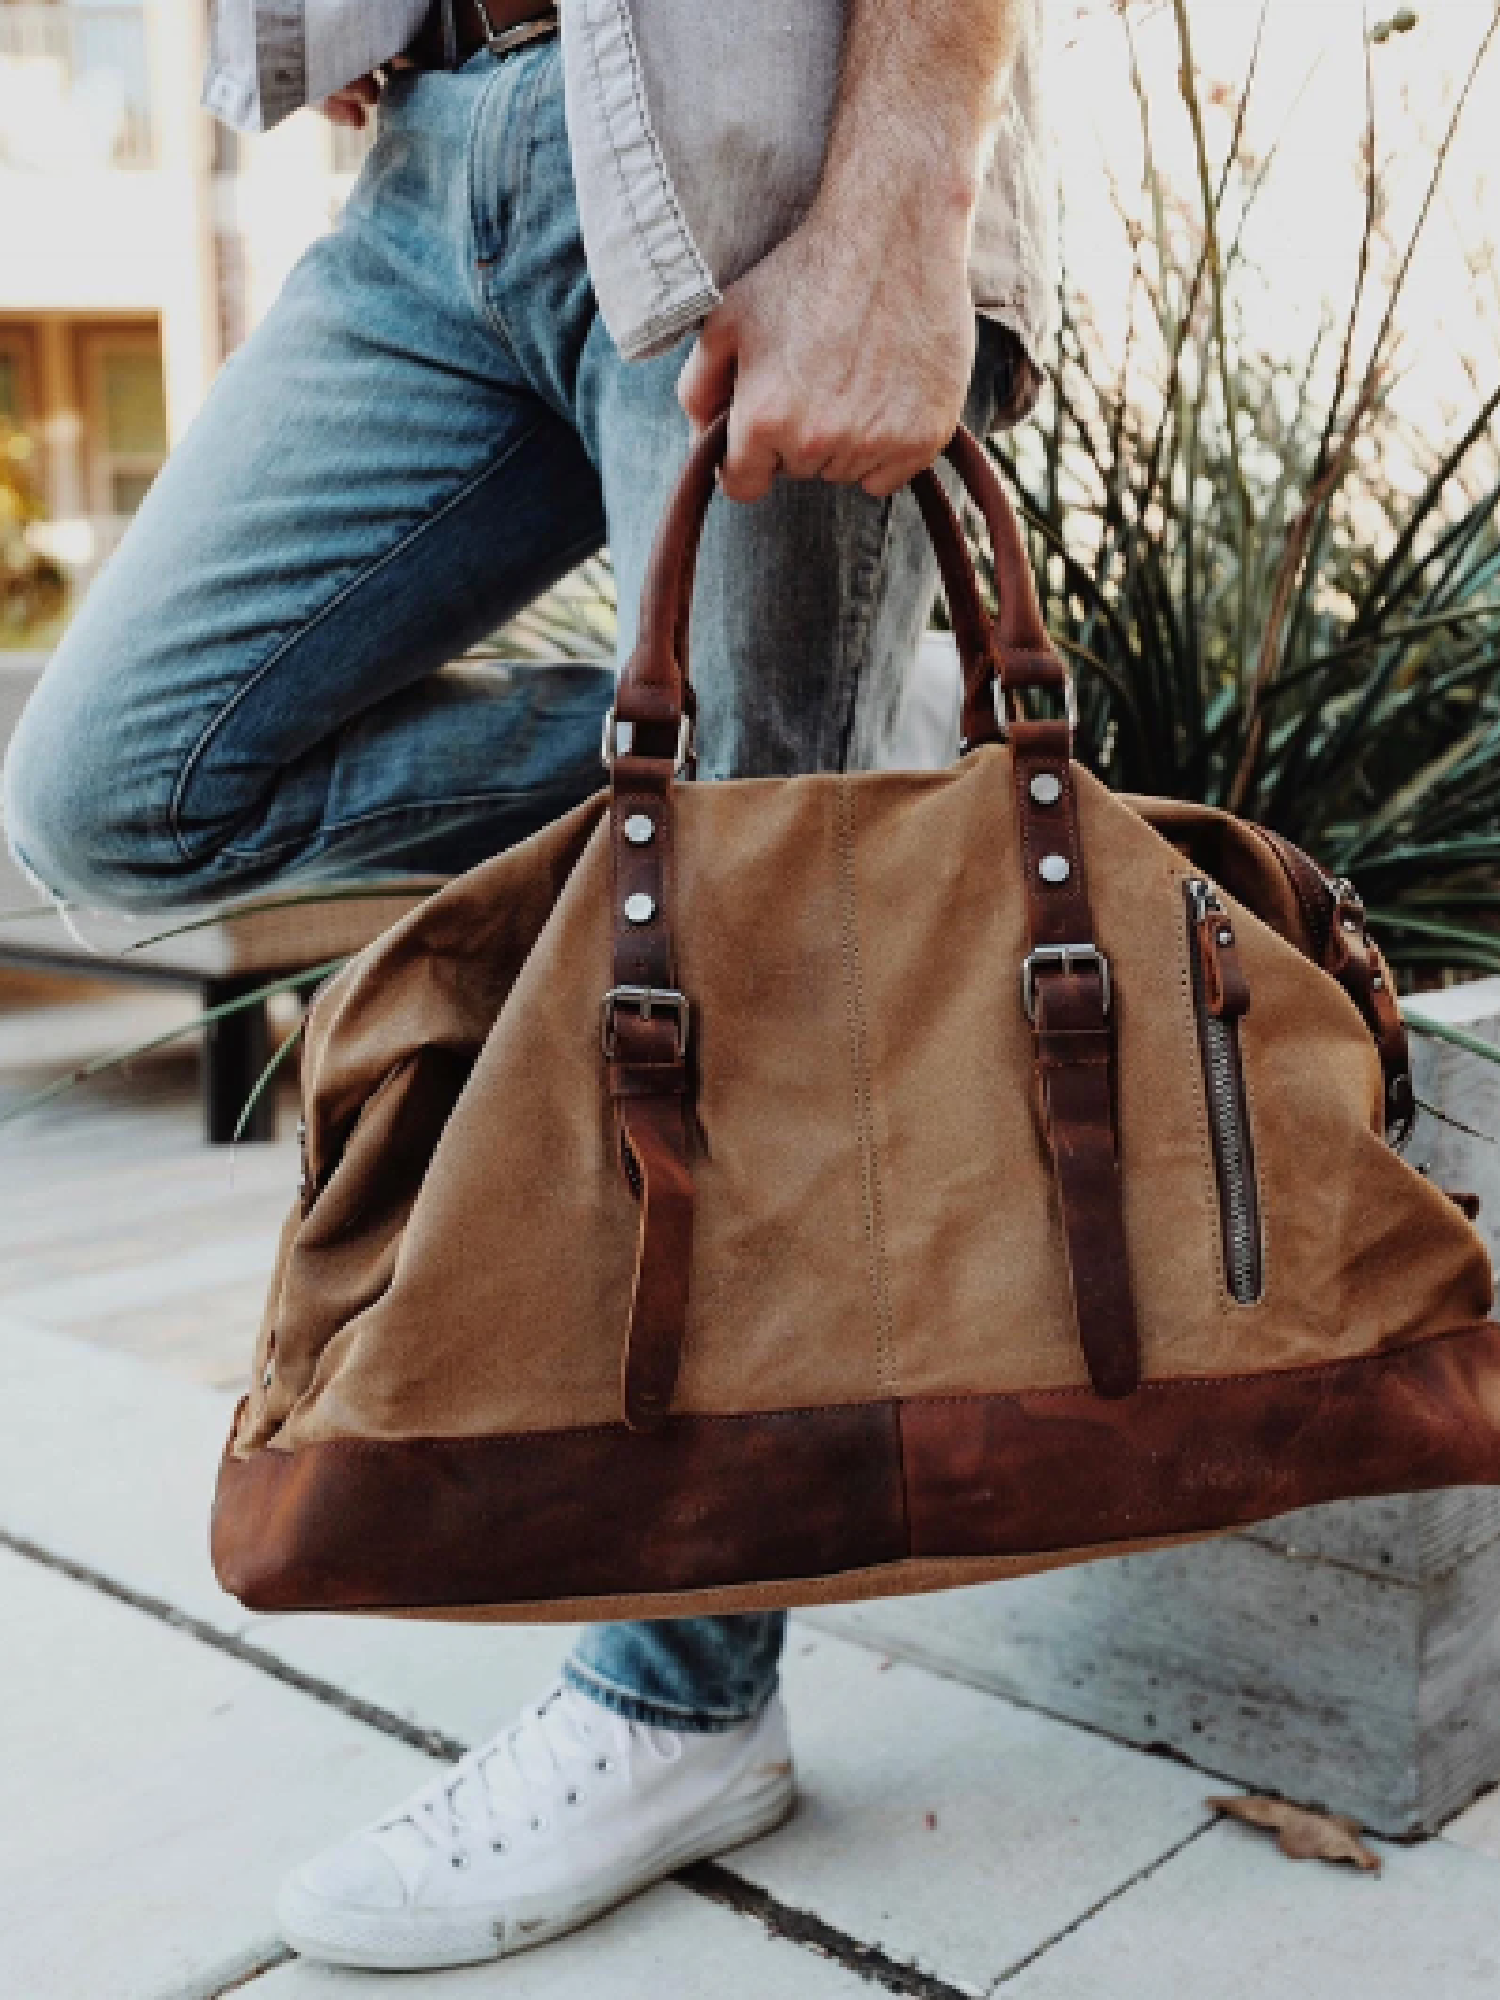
[
  {"x1": 1185, "y1": 877, "x2": 1264, "y2": 1305},
  {"x1": 247, "y1": 1044, "x2": 473, "y2": 1443}
]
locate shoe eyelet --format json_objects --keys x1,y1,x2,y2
[
  {"x1": 595, "y1": 1755, "x2": 613, "y2": 1773},
  {"x1": 530, "y1": 1815, "x2": 547, "y2": 1833},
  {"x1": 492, "y1": 1838, "x2": 507, "y2": 1853},
  {"x1": 451, "y1": 1854, "x2": 469, "y2": 1870},
  {"x1": 565, "y1": 1787, "x2": 582, "y2": 1806}
]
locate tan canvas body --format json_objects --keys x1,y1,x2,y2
[{"x1": 212, "y1": 425, "x2": 1500, "y2": 1621}]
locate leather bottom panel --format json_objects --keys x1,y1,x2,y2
[
  {"x1": 213, "y1": 1322, "x2": 1500, "y2": 1617},
  {"x1": 212, "y1": 1400, "x2": 906, "y2": 1614},
  {"x1": 901, "y1": 1321, "x2": 1500, "y2": 1558}
]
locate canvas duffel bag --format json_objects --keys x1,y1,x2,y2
[{"x1": 212, "y1": 417, "x2": 1500, "y2": 1622}]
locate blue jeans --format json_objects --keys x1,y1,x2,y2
[{"x1": 3, "y1": 40, "x2": 1020, "y2": 1730}]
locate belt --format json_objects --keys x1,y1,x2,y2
[{"x1": 403, "y1": 0, "x2": 559, "y2": 72}]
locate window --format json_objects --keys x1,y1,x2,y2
[
  {"x1": 0, "y1": 351, "x2": 21, "y2": 425},
  {"x1": 77, "y1": 328, "x2": 167, "y2": 520},
  {"x1": 0, "y1": 325, "x2": 36, "y2": 431}
]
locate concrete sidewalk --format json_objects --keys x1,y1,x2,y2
[{"x1": 5, "y1": 988, "x2": 1500, "y2": 1998}]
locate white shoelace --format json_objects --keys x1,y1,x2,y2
[{"x1": 386, "y1": 1685, "x2": 683, "y2": 1863}]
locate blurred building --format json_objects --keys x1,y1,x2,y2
[{"x1": 0, "y1": 0, "x2": 366, "y2": 596}]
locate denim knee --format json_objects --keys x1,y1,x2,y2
[{"x1": 1, "y1": 646, "x2": 181, "y2": 912}]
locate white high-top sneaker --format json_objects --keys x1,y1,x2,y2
[{"x1": 276, "y1": 1682, "x2": 796, "y2": 1971}]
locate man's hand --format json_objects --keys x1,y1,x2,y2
[
  {"x1": 317, "y1": 73, "x2": 381, "y2": 128},
  {"x1": 678, "y1": 196, "x2": 976, "y2": 504},
  {"x1": 677, "y1": 0, "x2": 1020, "y2": 504}
]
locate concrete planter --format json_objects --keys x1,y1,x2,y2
[{"x1": 811, "y1": 975, "x2": 1500, "y2": 1839}]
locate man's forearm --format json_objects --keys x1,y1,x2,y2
[
  {"x1": 677, "y1": 0, "x2": 1025, "y2": 500},
  {"x1": 813, "y1": 0, "x2": 1022, "y2": 249}
]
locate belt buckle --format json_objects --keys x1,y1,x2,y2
[{"x1": 472, "y1": 1, "x2": 559, "y2": 55}]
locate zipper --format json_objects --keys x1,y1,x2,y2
[{"x1": 1184, "y1": 877, "x2": 1264, "y2": 1304}]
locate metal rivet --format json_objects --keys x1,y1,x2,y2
[
  {"x1": 624, "y1": 813, "x2": 654, "y2": 846},
  {"x1": 1343, "y1": 916, "x2": 1360, "y2": 933},
  {"x1": 1029, "y1": 772, "x2": 1063, "y2": 806},
  {"x1": 1038, "y1": 854, "x2": 1071, "y2": 885},
  {"x1": 1217, "y1": 926, "x2": 1233, "y2": 946},
  {"x1": 623, "y1": 892, "x2": 655, "y2": 925},
  {"x1": 1372, "y1": 973, "x2": 1384, "y2": 989}
]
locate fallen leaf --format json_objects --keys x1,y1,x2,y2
[{"x1": 1207, "y1": 1795, "x2": 1381, "y2": 1873}]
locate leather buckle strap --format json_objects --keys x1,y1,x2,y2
[
  {"x1": 601, "y1": 706, "x2": 695, "y2": 775},
  {"x1": 609, "y1": 1073, "x2": 694, "y2": 1431},
  {"x1": 1023, "y1": 944, "x2": 1110, "y2": 1024},
  {"x1": 1010, "y1": 726, "x2": 1141, "y2": 1401},
  {"x1": 602, "y1": 985, "x2": 690, "y2": 1060}
]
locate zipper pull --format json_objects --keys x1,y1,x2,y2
[{"x1": 1188, "y1": 879, "x2": 1251, "y2": 1021}]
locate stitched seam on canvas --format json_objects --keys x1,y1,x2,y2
[
  {"x1": 256, "y1": 1319, "x2": 1500, "y2": 1457},
  {"x1": 836, "y1": 778, "x2": 896, "y2": 1399},
  {"x1": 1236, "y1": 1023, "x2": 1269, "y2": 1313}
]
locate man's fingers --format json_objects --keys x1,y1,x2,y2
[
  {"x1": 857, "y1": 453, "x2": 929, "y2": 499},
  {"x1": 720, "y1": 403, "x2": 784, "y2": 504},
  {"x1": 316, "y1": 74, "x2": 379, "y2": 124},
  {"x1": 677, "y1": 319, "x2": 738, "y2": 433}
]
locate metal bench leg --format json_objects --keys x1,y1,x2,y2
[{"x1": 203, "y1": 976, "x2": 275, "y2": 1144}]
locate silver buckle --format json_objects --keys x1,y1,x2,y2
[
  {"x1": 960, "y1": 667, "x2": 1078, "y2": 754},
  {"x1": 472, "y1": 3, "x2": 559, "y2": 56},
  {"x1": 1022, "y1": 944, "x2": 1111, "y2": 1023},
  {"x1": 601, "y1": 985, "x2": 690, "y2": 1058},
  {"x1": 601, "y1": 706, "x2": 694, "y2": 773},
  {"x1": 997, "y1": 669, "x2": 1078, "y2": 736}
]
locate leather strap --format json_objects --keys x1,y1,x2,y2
[
  {"x1": 606, "y1": 744, "x2": 695, "y2": 1432},
  {"x1": 606, "y1": 415, "x2": 1141, "y2": 1423},
  {"x1": 1324, "y1": 883, "x2": 1416, "y2": 1146},
  {"x1": 1010, "y1": 718, "x2": 1140, "y2": 1399},
  {"x1": 1255, "y1": 826, "x2": 1416, "y2": 1146}
]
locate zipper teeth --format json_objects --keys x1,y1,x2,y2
[
  {"x1": 1201, "y1": 1014, "x2": 1259, "y2": 1299},
  {"x1": 1185, "y1": 877, "x2": 1263, "y2": 1304}
]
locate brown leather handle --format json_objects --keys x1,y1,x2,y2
[{"x1": 613, "y1": 415, "x2": 1073, "y2": 760}]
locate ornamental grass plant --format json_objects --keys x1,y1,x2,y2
[{"x1": 985, "y1": 0, "x2": 1500, "y2": 987}]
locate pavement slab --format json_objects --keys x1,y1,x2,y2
[
  {"x1": 0, "y1": 1314, "x2": 243, "y2": 1628},
  {"x1": 998, "y1": 1816, "x2": 1500, "y2": 1998},
  {"x1": 743, "y1": 1631, "x2": 1218, "y2": 1996},
  {"x1": 0, "y1": 1547, "x2": 432, "y2": 2000},
  {"x1": 241, "y1": 1613, "x2": 579, "y2": 1752}
]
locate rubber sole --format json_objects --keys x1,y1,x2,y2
[{"x1": 277, "y1": 1769, "x2": 797, "y2": 1972}]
